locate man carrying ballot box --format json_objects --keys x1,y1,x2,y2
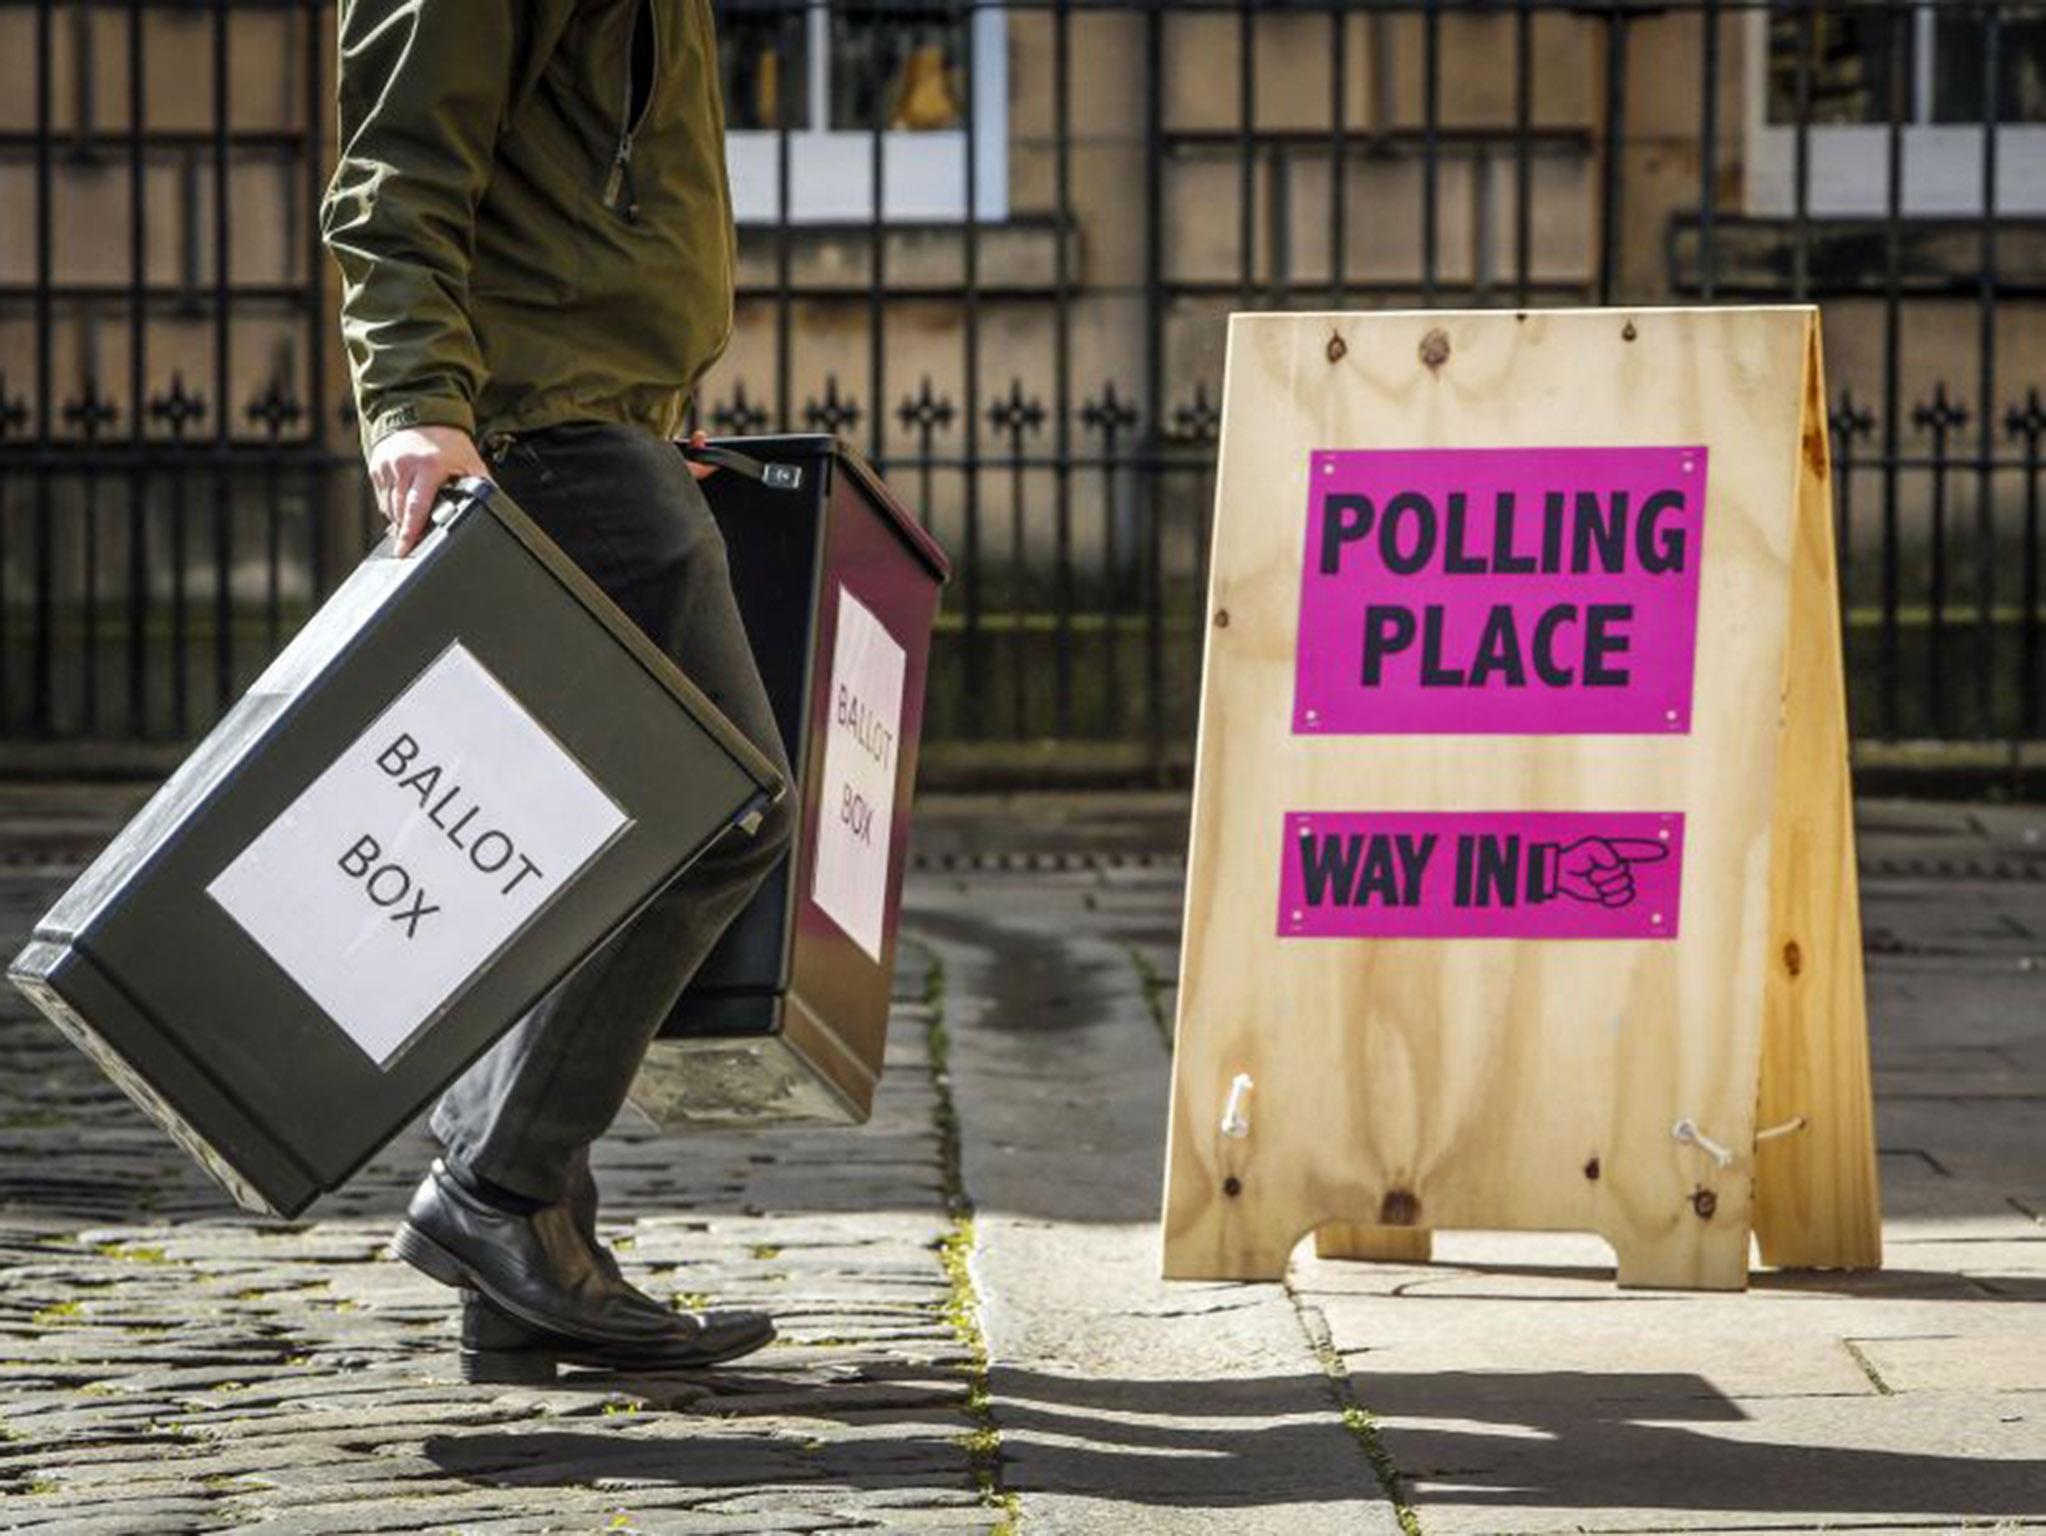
[{"x1": 320, "y1": 0, "x2": 792, "y2": 1376}]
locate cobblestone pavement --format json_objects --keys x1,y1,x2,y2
[
  {"x1": 1, "y1": 787, "x2": 2044, "y2": 1533},
  {"x1": 0, "y1": 788, "x2": 986, "y2": 1535}
]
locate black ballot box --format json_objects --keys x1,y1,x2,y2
[
  {"x1": 635, "y1": 435, "x2": 948, "y2": 1129},
  {"x1": 8, "y1": 478, "x2": 784, "y2": 1218}
]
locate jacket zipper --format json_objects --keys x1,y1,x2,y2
[{"x1": 603, "y1": 0, "x2": 658, "y2": 221}]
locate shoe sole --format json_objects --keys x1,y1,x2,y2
[
  {"x1": 457, "y1": 1320, "x2": 776, "y2": 1384},
  {"x1": 390, "y1": 1219, "x2": 471, "y2": 1288},
  {"x1": 460, "y1": 1344, "x2": 559, "y2": 1386}
]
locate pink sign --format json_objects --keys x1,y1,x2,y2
[
  {"x1": 1278, "y1": 811, "x2": 1684, "y2": 941},
  {"x1": 1294, "y1": 446, "x2": 1706, "y2": 735}
]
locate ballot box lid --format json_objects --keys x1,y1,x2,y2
[
  {"x1": 709, "y1": 435, "x2": 952, "y2": 586},
  {"x1": 478, "y1": 480, "x2": 788, "y2": 790}
]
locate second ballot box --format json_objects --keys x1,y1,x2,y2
[
  {"x1": 8, "y1": 478, "x2": 784, "y2": 1217},
  {"x1": 633, "y1": 436, "x2": 948, "y2": 1129}
]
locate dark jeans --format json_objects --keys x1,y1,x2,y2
[{"x1": 428, "y1": 421, "x2": 794, "y2": 1204}]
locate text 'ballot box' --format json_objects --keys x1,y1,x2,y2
[
  {"x1": 9, "y1": 479, "x2": 784, "y2": 1217},
  {"x1": 635, "y1": 436, "x2": 949, "y2": 1129}
]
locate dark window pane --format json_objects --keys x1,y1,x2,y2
[
  {"x1": 829, "y1": 2, "x2": 970, "y2": 133},
  {"x1": 1933, "y1": 13, "x2": 2046, "y2": 123},
  {"x1": 718, "y1": 1, "x2": 810, "y2": 131},
  {"x1": 1767, "y1": 5, "x2": 1916, "y2": 125}
]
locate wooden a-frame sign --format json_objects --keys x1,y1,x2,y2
[{"x1": 1162, "y1": 307, "x2": 1881, "y2": 1290}]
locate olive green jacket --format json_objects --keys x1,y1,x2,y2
[{"x1": 320, "y1": 0, "x2": 735, "y2": 456}]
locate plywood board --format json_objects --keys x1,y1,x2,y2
[
  {"x1": 1752, "y1": 324, "x2": 1883, "y2": 1272},
  {"x1": 1162, "y1": 307, "x2": 1879, "y2": 1291}
]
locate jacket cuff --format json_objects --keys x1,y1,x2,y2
[{"x1": 360, "y1": 394, "x2": 477, "y2": 454}]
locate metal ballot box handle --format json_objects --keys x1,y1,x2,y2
[
  {"x1": 680, "y1": 442, "x2": 805, "y2": 492},
  {"x1": 431, "y1": 475, "x2": 497, "y2": 527}
]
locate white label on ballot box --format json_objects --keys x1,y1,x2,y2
[
  {"x1": 208, "y1": 642, "x2": 630, "y2": 1066},
  {"x1": 811, "y1": 587, "x2": 907, "y2": 963}
]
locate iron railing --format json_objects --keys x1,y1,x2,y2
[{"x1": 1, "y1": 0, "x2": 2042, "y2": 777}]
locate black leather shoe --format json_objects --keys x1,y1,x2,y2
[
  {"x1": 457, "y1": 1290, "x2": 777, "y2": 1383},
  {"x1": 445, "y1": 1159, "x2": 775, "y2": 1381},
  {"x1": 392, "y1": 1159, "x2": 689, "y2": 1347}
]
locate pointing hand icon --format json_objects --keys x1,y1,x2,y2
[{"x1": 1548, "y1": 836, "x2": 1670, "y2": 908}]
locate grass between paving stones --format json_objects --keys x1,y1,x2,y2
[
  {"x1": 1121, "y1": 942, "x2": 1176, "y2": 1051},
  {"x1": 916, "y1": 941, "x2": 1022, "y2": 1535},
  {"x1": 1116, "y1": 946, "x2": 1422, "y2": 1532},
  {"x1": 1842, "y1": 1338, "x2": 1897, "y2": 1396},
  {"x1": 1291, "y1": 1298, "x2": 1424, "y2": 1536},
  {"x1": 93, "y1": 1242, "x2": 170, "y2": 1263}
]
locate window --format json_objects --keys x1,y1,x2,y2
[
  {"x1": 1932, "y1": 11, "x2": 2046, "y2": 123},
  {"x1": 718, "y1": 1, "x2": 1009, "y2": 224},
  {"x1": 1745, "y1": 7, "x2": 2046, "y2": 216}
]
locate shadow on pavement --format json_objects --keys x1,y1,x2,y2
[
  {"x1": 419, "y1": 1363, "x2": 2046, "y2": 1518},
  {"x1": 1358, "y1": 1365, "x2": 2046, "y2": 1519},
  {"x1": 990, "y1": 1367, "x2": 2045, "y2": 1518}
]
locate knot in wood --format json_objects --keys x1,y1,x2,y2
[
  {"x1": 1418, "y1": 329, "x2": 1450, "y2": 371},
  {"x1": 1326, "y1": 332, "x2": 1349, "y2": 364},
  {"x1": 1379, "y1": 1188, "x2": 1421, "y2": 1226},
  {"x1": 1691, "y1": 1187, "x2": 1718, "y2": 1219},
  {"x1": 1803, "y1": 425, "x2": 1830, "y2": 476},
  {"x1": 1782, "y1": 940, "x2": 1803, "y2": 976}
]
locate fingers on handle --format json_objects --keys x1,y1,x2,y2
[{"x1": 395, "y1": 470, "x2": 435, "y2": 555}]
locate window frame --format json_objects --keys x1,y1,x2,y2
[
  {"x1": 724, "y1": 4, "x2": 1009, "y2": 225},
  {"x1": 1742, "y1": 8, "x2": 2046, "y2": 217}
]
